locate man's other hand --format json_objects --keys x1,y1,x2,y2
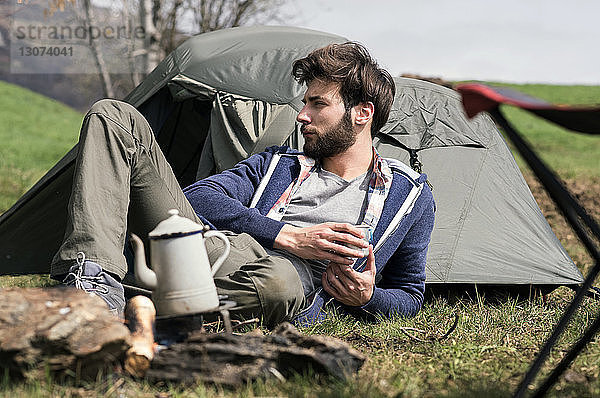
[
  {"x1": 322, "y1": 245, "x2": 376, "y2": 306},
  {"x1": 274, "y1": 222, "x2": 368, "y2": 265}
]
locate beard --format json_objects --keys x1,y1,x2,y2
[{"x1": 302, "y1": 110, "x2": 356, "y2": 159}]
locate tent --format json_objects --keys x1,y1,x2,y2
[{"x1": 0, "y1": 26, "x2": 583, "y2": 290}]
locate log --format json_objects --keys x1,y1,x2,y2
[
  {"x1": 147, "y1": 322, "x2": 365, "y2": 386},
  {"x1": 0, "y1": 289, "x2": 366, "y2": 385},
  {"x1": 124, "y1": 295, "x2": 156, "y2": 377},
  {"x1": 0, "y1": 287, "x2": 131, "y2": 379}
]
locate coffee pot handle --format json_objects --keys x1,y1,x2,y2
[{"x1": 203, "y1": 230, "x2": 230, "y2": 276}]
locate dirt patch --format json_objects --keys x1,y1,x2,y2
[{"x1": 524, "y1": 173, "x2": 600, "y2": 275}]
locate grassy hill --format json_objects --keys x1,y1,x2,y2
[
  {"x1": 488, "y1": 83, "x2": 600, "y2": 179},
  {"x1": 0, "y1": 81, "x2": 83, "y2": 213}
]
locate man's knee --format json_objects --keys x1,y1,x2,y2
[
  {"x1": 258, "y1": 263, "x2": 305, "y2": 323},
  {"x1": 88, "y1": 99, "x2": 134, "y2": 119},
  {"x1": 84, "y1": 99, "x2": 153, "y2": 146}
]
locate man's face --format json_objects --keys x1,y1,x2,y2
[{"x1": 297, "y1": 80, "x2": 356, "y2": 159}]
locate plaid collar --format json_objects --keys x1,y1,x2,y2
[
  {"x1": 362, "y1": 146, "x2": 393, "y2": 228},
  {"x1": 266, "y1": 147, "x2": 393, "y2": 229}
]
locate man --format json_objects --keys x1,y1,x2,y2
[{"x1": 53, "y1": 42, "x2": 435, "y2": 326}]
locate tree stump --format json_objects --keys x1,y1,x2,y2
[
  {"x1": 148, "y1": 322, "x2": 366, "y2": 386},
  {"x1": 0, "y1": 288, "x2": 131, "y2": 379}
]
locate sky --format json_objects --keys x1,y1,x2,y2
[{"x1": 282, "y1": 0, "x2": 600, "y2": 85}]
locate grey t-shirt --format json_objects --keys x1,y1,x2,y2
[
  {"x1": 280, "y1": 166, "x2": 370, "y2": 227},
  {"x1": 268, "y1": 166, "x2": 372, "y2": 296}
]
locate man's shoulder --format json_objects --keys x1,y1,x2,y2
[
  {"x1": 240, "y1": 146, "x2": 302, "y2": 170},
  {"x1": 260, "y1": 146, "x2": 314, "y2": 169},
  {"x1": 383, "y1": 158, "x2": 421, "y2": 185},
  {"x1": 263, "y1": 145, "x2": 303, "y2": 157},
  {"x1": 383, "y1": 157, "x2": 435, "y2": 209}
]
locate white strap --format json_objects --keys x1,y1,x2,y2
[
  {"x1": 249, "y1": 154, "x2": 281, "y2": 208},
  {"x1": 373, "y1": 183, "x2": 424, "y2": 253},
  {"x1": 384, "y1": 157, "x2": 420, "y2": 180}
]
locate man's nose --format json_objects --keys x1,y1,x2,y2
[{"x1": 296, "y1": 106, "x2": 310, "y2": 124}]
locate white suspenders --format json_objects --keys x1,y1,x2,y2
[{"x1": 249, "y1": 154, "x2": 281, "y2": 209}]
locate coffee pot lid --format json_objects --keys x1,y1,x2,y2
[{"x1": 148, "y1": 209, "x2": 204, "y2": 239}]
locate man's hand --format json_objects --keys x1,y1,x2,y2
[
  {"x1": 322, "y1": 245, "x2": 376, "y2": 306},
  {"x1": 274, "y1": 222, "x2": 368, "y2": 265}
]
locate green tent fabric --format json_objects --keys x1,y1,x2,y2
[
  {"x1": 0, "y1": 26, "x2": 583, "y2": 289},
  {"x1": 375, "y1": 79, "x2": 580, "y2": 285}
]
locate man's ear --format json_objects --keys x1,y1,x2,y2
[{"x1": 354, "y1": 101, "x2": 374, "y2": 125}]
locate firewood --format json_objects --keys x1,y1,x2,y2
[
  {"x1": 124, "y1": 295, "x2": 156, "y2": 377},
  {"x1": 147, "y1": 322, "x2": 365, "y2": 386},
  {"x1": 0, "y1": 287, "x2": 130, "y2": 379}
]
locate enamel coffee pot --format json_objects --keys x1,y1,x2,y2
[{"x1": 130, "y1": 209, "x2": 230, "y2": 317}]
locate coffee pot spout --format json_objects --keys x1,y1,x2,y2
[{"x1": 130, "y1": 234, "x2": 157, "y2": 290}]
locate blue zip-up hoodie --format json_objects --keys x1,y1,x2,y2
[{"x1": 184, "y1": 146, "x2": 435, "y2": 325}]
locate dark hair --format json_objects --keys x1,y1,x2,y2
[{"x1": 292, "y1": 42, "x2": 395, "y2": 136}]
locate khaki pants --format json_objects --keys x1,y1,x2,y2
[{"x1": 51, "y1": 99, "x2": 304, "y2": 326}]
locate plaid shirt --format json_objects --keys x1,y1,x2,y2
[{"x1": 265, "y1": 147, "x2": 393, "y2": 230}]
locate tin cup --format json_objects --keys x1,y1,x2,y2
[{"x1": 344, "y1": 224, "x2": 373, "y2": 257}]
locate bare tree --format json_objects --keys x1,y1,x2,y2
[
  {"x1": 140, "y1": 0, "x2": 287, "y2": 75},
  {"x1": 145, "y1": 0, "x2": 288, "y2": 68},
  {"x1": 156, "y1": 0, "x2": 185, "y2": 63},
  {"x1": 81, "y1": 0, "x2": 114, "y2": 97},
  {"x1": 187, "y1": 0, "x2": 287, "y2": 34},
  {"x1": 37, "y1": 0, "x2": 288, "y2": 98},
  {"x1": 139, "y1": 0, "x2": 162, "y2": 76},
  {"x1": 39, "y1": 0, "x2": 115, "y2": 97}
]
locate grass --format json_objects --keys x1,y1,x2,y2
[
  {"x1": 477, "y1": 83, "x2": 600, "y2": 179},
  {"x1": 1, "y1": 293, "x2": 599, "y2": 397},
  {"x1": 0, "y1": 81, "x2": 599, "y2": 397},
  {"x1": 0, "y1": 81, "x2": 82, "y2": 212}
]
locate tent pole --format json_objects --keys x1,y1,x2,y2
[
  {"x1": 487, "y1": 109, "x2": 600, "y2": 398},
  {"x1": 531, "y1": 302, "x2": 600, "y2": 397}
]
